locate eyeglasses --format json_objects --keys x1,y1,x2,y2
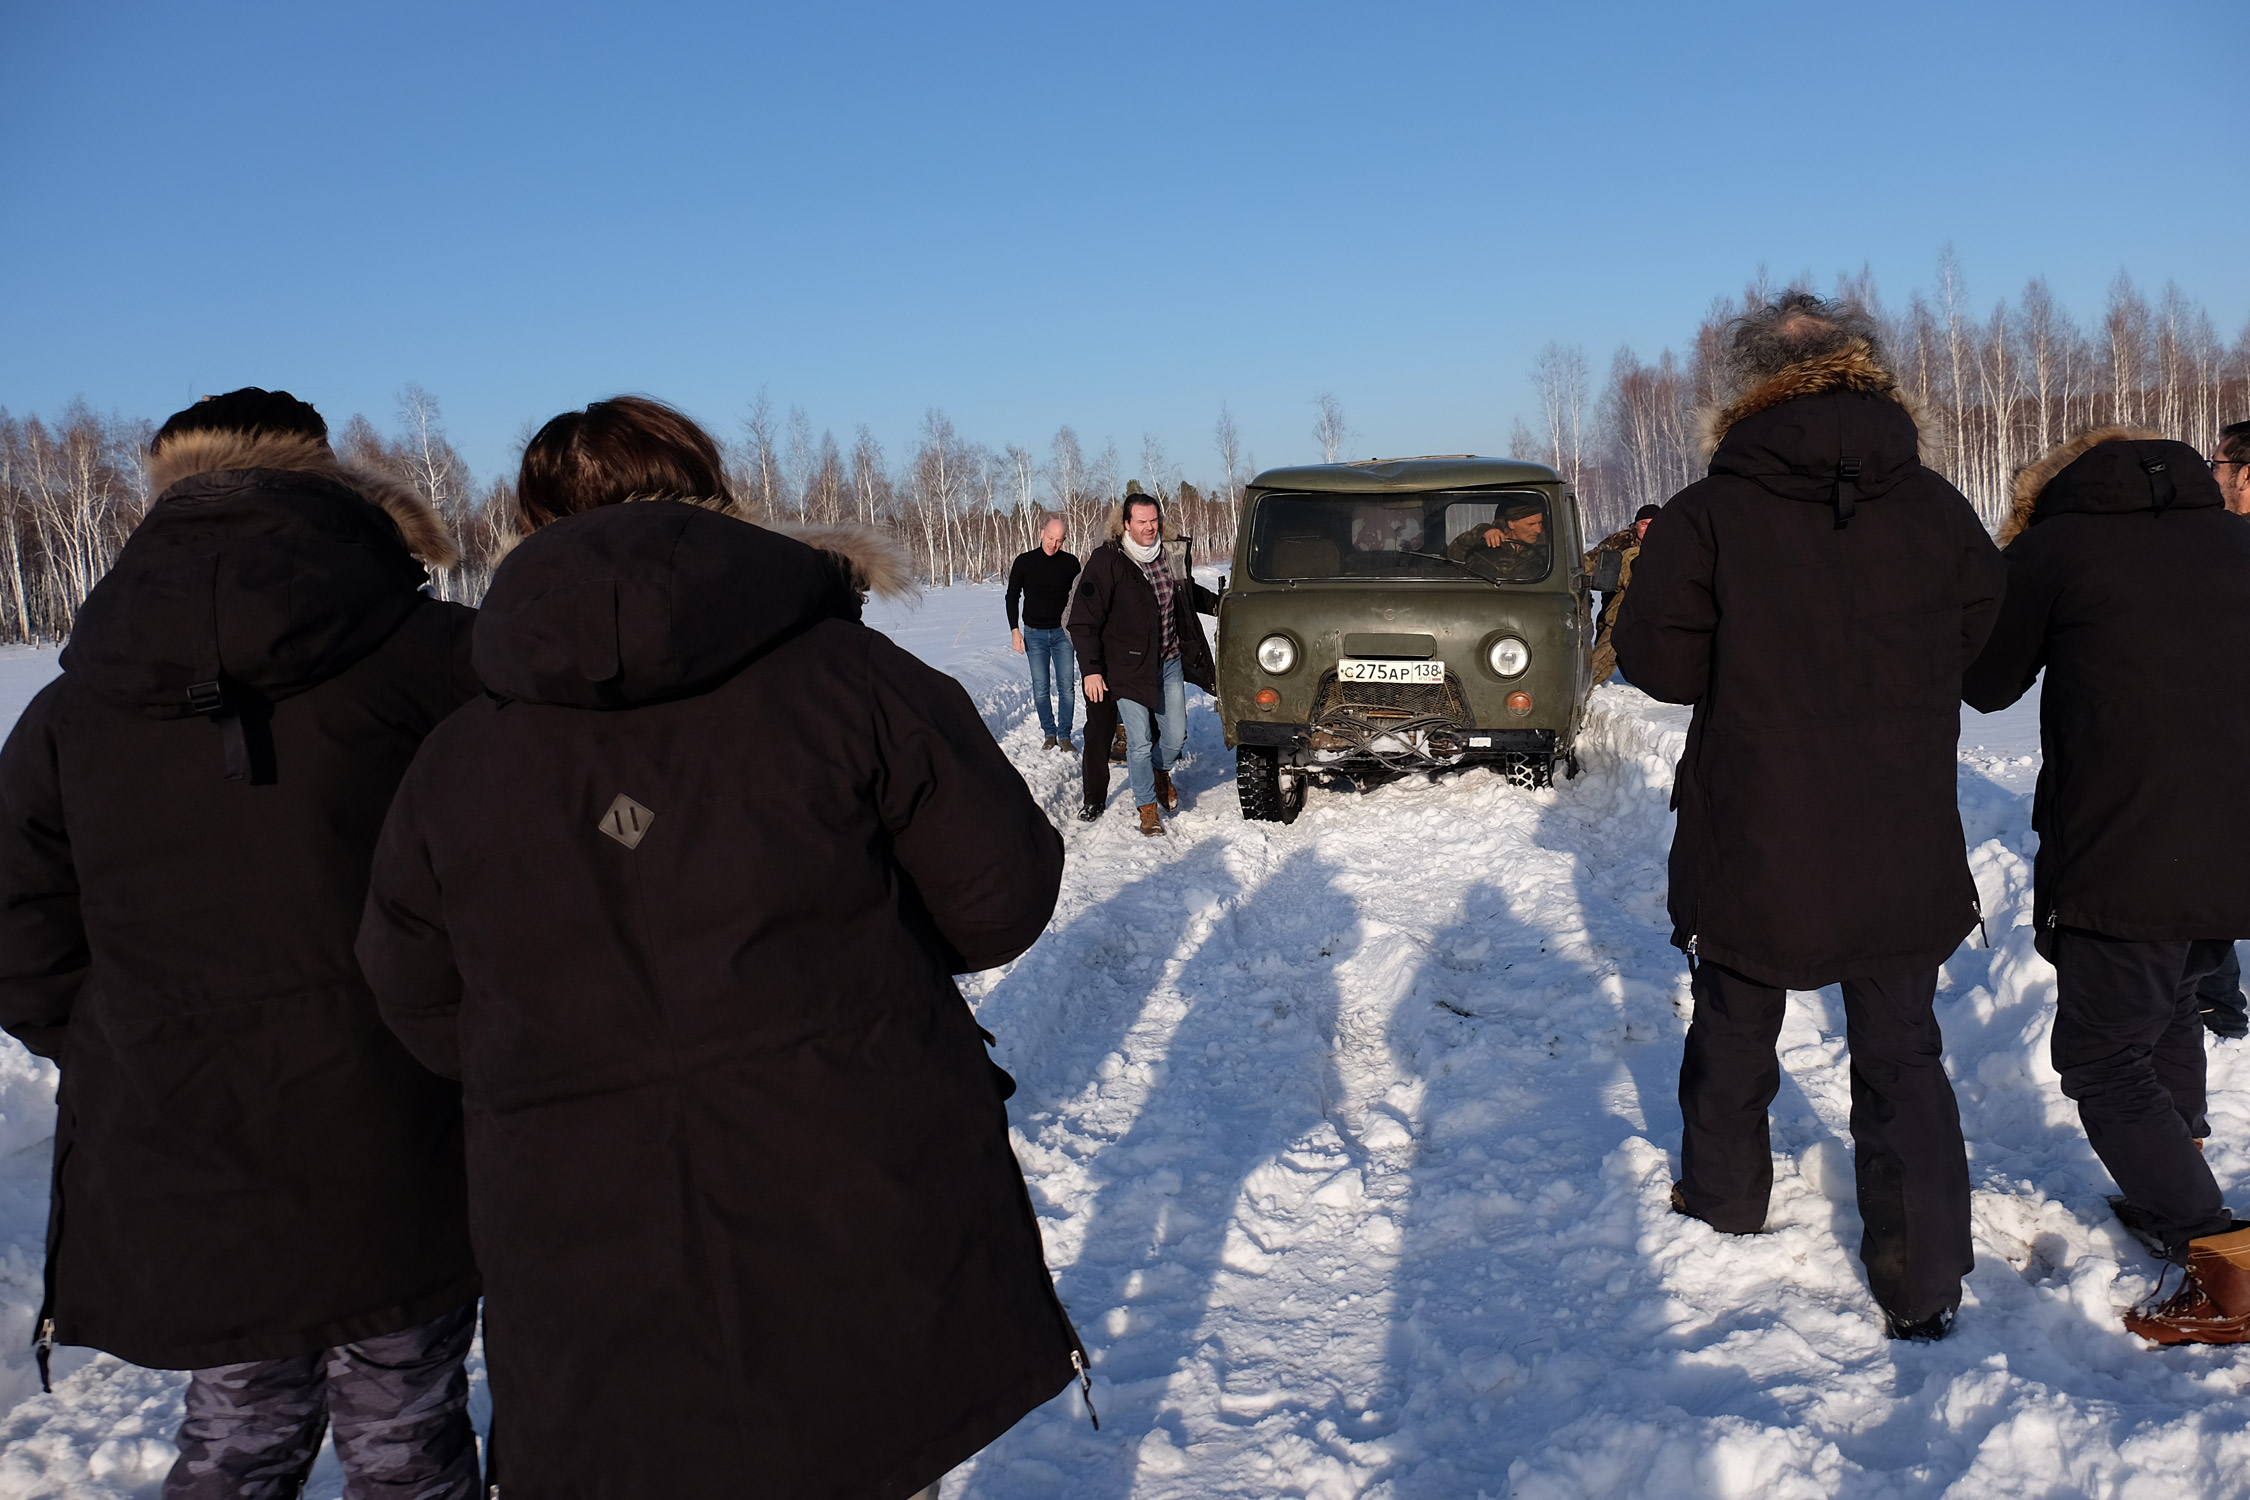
[{"x1": 2213, "y1": 457, "x2": 2249, "y2": 470}]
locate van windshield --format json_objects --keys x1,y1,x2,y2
[{"x1": 1248, "y1": 490, "x2": 1554, "y2": 584}]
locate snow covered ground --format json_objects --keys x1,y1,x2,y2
[{"x1": 1, "y1": 586, "x2": 2247, "y2": 1498}]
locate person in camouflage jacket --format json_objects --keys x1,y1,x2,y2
[{"x1": 1584, "y1": 504, "x2": 1660, "y2": 683}]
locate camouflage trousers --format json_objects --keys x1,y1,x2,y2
[
  {"x1": 164, "y1": 1302, "x2": 481, "y2": 1500},
  {"x1": 1589, "y1": 633, "x2": 1618, "y2": 686}
]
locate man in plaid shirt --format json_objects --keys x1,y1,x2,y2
[{"x1": 1067, "y1": 486, "x2": 1220, "y2": 836}]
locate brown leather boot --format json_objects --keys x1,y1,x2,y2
[
  {"x1": 2124, "y1": 1225, "x2": 2250, "y2": 1344},
  {"x1": 1153, "y1": 769, "x2": 1178, "y2": 811},
  {"x1": 1138, "y1": 803, "x2": 1166, "y2": 837}
]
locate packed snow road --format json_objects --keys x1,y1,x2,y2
[{"x1": 2, "y1": 583, "x2": 2249, "y2": 1498}]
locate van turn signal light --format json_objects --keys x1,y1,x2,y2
[
  {"x1": 1506, "y1": 691, "x2": 1534, "y2": 716},
  {"x1": 1254, "y1": 688, "x2": 1281, "y2": 708}
]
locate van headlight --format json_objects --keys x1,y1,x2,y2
[
  {"x1": 1256, "y1": 634, "x2": 1298, "y2": 674},
  {"x1": 1487, "y1": 636, "x2": 1530, "y2": 677}
]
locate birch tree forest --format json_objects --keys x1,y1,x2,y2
[
  {"x1": 1519, "y1": 256, "x2": 2250, "y2": 540},
  {"x1": 0, "y1": 390, "x2": 1250, "y2": 643},
  {"x1": 1, "y1": 256, "x2": 2242, "y2": 643}
]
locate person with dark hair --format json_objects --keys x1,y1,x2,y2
[
  {"x1": 1615, "y1": 291, "x2": 2006, "y2": 1342},
  {"x1": 1583, "y1": 503, "x2": 1661, "y2": 683},
  {"x1": 355, "y1": 396, "x2": 1083, "y2": 1498},
  {"x1": 1068, "y1": 487, "x2": 1219, "y2": 835},
  {"x1": 2213, "y1": 419, "x2": 2250, "y2": 517},
  {"x1": 1965, "y1": 426, "x2": 2250, "y2": 1342},
  {"x1": 0, "y1": 388, "x2": 485, "y2": 1497},
  {"x1": 2193, "y1": 419, "x2": 2250, "y2": 1039},
  {"x1": 1005, "y1": 515, "x2": 1081, "y2": 751}
]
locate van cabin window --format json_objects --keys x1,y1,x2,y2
[{"x1": 1249, "y1": 491, "x2": 1553, "y2": 583}]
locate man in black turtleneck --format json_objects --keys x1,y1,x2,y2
[{"x1": 1005, "y1": 516, "x2": 1081, "y2": 751}]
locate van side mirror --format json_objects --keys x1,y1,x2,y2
[{"x1": 1589, "y1": 549, "x2": 1623, "y2": 593}]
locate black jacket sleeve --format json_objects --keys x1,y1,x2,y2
[
  {"x1": 1003, "y1": 554, "x2": 1026, "y2": 631},
  {"x1": 868, "y1": 634, "x2": 1063, "y2": 972},
  {"x1": 1963, "y1": 534, "x2": 2052, "y2": 713},
  {"x1": 356, "y1": 758, "x2": 467, "y2": 1080},
  {"x1": 1955, "y1": 501, "x2": 2008, "y2": 672},
  {"x1": 0, "y1": 682, "x2": 87, "y2": 1062},
  {"x1": 1190, "y1": 580, "x2": 1221, "y2": 616},
  {"x1": 1066, "y1": 553, "x2": 1110, "y2": 680},
  {"x1": 1611, "y1": 494, "x2": 1716, "y2": 705}
]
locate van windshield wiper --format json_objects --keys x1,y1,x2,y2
[{"x1": 1397, "y1": 549, "x2": 1504, "y2": 585}]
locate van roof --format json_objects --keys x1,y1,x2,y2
[{"x1": 1248, "y1": 455, "x2": 1563, "y2": 493}]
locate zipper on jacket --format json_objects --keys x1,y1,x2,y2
[
  {"x1": 1071, "y1": 1348, "x2": 1100, "y2": 1430},
  {"x1": 35, "y1": 1316, "x2": 53, "y2": 1394}
]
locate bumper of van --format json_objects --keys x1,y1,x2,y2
[{"x1": 1236, "y1": 721, "x2": 1555, "y2": 760}]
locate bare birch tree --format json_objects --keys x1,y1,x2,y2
[{"x1": 1312, "y1": 392, "x2": 1350, "y2": 463}]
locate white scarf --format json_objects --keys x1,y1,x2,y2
[{"x1": 1121, "y1": 534, "x2": 1162, "y2": 566}]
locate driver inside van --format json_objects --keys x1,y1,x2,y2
[{"x1": 1447, "y1": 498, "x2": 1550, "y2": 579}]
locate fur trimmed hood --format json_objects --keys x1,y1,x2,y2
[
  {"x1": 764, "y1": 520, "x2": 918, "y2": 602},
  {"x1": 1696, "y1": 341, "x2": 1924, "y2": 466},
  {"x1": 147, "y1": 428, "x2": 459, "y2": 570},
  {"x1": 1690, "y1": 340, "x2": 1931, "y2": 524},
  {"x1": 1996, "y1": 426, "x2": 2224, "y2": 545}
]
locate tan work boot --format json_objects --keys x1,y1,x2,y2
[
  {"x1": 2125, "y1": 1224, "x2": 2250, "y2": 1344},
  {"x1": 1138, "y1": 803, "x2": 1166, "y2": 837},
  {"x1": 1153, "y1": 769, "x2": 1178, "y2": 811}
]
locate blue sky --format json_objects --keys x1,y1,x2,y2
[{"x1": 4, "y1": 0, "x2": 2243, "y2": 485}]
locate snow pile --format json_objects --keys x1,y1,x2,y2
[{"x1": 2, "y1": 605, "x2": 2249, "y2": 1498}]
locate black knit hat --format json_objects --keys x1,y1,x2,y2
[
  {"x1": 152, "y1": 388, "x2": 328, "y2": 454},
  {"x1": 1635, "y1": 504, "x2": 1662, "y2": 524}
]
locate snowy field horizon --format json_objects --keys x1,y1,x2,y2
[{"x1": 2, "y1": 585, "x2": 2245, "y2": 1498}]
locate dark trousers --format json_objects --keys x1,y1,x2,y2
[
  {"x1": 2051, "y1": 929, "x2": 2236, "y2": 1259},
  {"x1": 164, "y1": 1302, "x2": 480, "y2": 1500},
  {"x1": 1081, "y1": 691, "x2": 1119, "y2": 811},
  {"x1": 1677, "y1": 961, "x2": 1972, "y2": 1322},
  {"x1": 2197, "y1": 943, "x2": 2249, "y2": 1034}
]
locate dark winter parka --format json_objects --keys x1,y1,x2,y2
[
  {"x1": 0, "y1": 429, "x2": 481, "y2": 1372},
  {"x1": 1613, "y1": 344, "x2": 2006, "y2": 988},
  {"x1": 1067, "y1": 532, "x2": 1218, "y2": 711},
  {"x1": 354, "y1": 502, "x2": 1079, "y2": 1500},
  {"x1": 1963, "y1": 427, "x2": 2250, "y2": 955}
]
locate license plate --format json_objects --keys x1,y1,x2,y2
[{"x1": 1336, "y1": 657, "x2": 1444, "y2": 684}]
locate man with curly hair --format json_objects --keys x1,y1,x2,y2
[{"x1": 1617, "y1": 292, "x2": 2005, "y2": 1342}]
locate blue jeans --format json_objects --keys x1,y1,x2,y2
[
  {"x1": 1023, "y1": 627, "x2": 1075, "y2": 739},
  {"x1": 1117, "y1": 655, "x2": 1186, "y2": 808}
]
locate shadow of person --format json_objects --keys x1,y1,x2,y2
[
  {"x1": 1360, "y1": 755, "x2": 1905, "y2": 1495},
  {"x1": 958, "y1": 844, "x2": 1364, "y2": 1499}
]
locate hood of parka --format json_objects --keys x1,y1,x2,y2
[
  {"x1": 62, "y1": 430, "x2": 450, "y2": 717},
  {"x1": 1701, "y1": 341, "x2": 1926, "y2": 516},
  {"x1": 1996, "y1": 426, "x2": 2224, "y2": 544},
  {"x1": 473, "y1": 501, "x2": 893, "y2": 708}
]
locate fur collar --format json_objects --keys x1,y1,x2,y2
[
  {"x1": 145, "y1": 429, "x2": 460, "y2": 570},
  {"x1": 765, "y1": 520, "x2": 918, "y2": 601},
  {"x1": 1996, "y1": 425, "x2": 2162, "y2": 545},
  {"x1": 1695, "y1": 341, "x2": 1920, "y2": 464}
]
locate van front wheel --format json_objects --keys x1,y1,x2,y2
[{"x1": 1237, "y1": 746, "x2": 1306, "y2": 824}]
